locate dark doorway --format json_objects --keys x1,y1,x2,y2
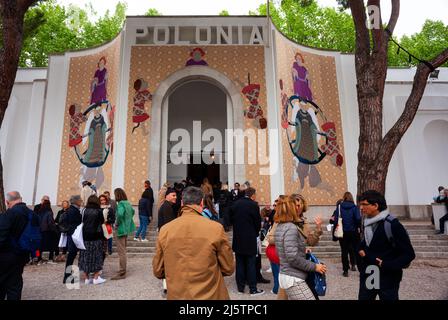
[{"x1": 187, "y1": 154, "x2": 220, "y2": 186}]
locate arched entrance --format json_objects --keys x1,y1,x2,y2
[
  {"x1": 149, "y1": 66, "x2": 245, "y2": 192},
  {"x1": 167, "y1": 80, "x2": 227, "y2": 185}
]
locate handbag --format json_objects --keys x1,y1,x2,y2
[
  {"x1": 58, "y1": 233, "x2": 67, "y2": 248},
  {"x1": 266, "y1": 244, "x2": 280, "y2": 264},
  {"x1": 102, "y1": 223, "x2": 113, "y2": 239},
  {"x1": 71, "y1": 223, "x2": 86, "y2": 250},
  {"x1": 306, "y1": 252, "x2": 327, "y2": 296},
  {"x1": 333, "y1": 205, "x2": 344, "y2": 239}
]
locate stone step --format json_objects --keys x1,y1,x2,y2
[
  {"x1": 109, "y1": 251, "x2": 448, "y2": 260},
  {"x1": 318, "y1": 234, "x2": 448, "y2": 241},
  {"x1": 313, "y1": 240, "x2": 448, "y2": 247}
]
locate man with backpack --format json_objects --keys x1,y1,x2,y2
[
  {"x1": 357, "y1": 190, "x2": 416, "y2": 301},
  {"x1": 0, "y1": 191, "x2": 40, "y2": 300}
]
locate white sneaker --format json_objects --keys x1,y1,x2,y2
[
  {"x1": 93, "y1": 277, "x2": 107, "y2": 285},
  {"x1": 265, "y1": 267, "x2": 272, "y2": 273},
  {"x1": 133, "y1": 238, "x2": 140, "y2": 241},
  {"x1": 141, "y1": 239, "x2": 149, "y2": 242},
  {"x1": 85, "y1": 279, "x2": 93, "y2": 285}
]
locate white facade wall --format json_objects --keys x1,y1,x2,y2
[{"x1": 1, "y1": 17, "x2": 447, "y2": 209}]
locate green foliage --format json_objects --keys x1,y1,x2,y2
[
  {"x1": 19, "y1": 0, "x2": 127, "y2": 67},
  {"x1": 251, "y1": 0, "x2": 447, "y2": 66},
  {"x1": 219, "y1": 10, "x2": 230, "y2": 16},
  {"x1": 388, "y1": 20, "x2": 448, "y2": 67},
  {"x1": 254, "y1": 0, "x2": 355, "y2": 53},
  {"x1": 145, "y1": 8, "x2": 163, "y2": 16}
]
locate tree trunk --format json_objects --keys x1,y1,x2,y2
[
  {"x1": 0, "y1": 0, "x2": 37, "y2": 210},
  {"x1": 0, "y1": 151, "x2": 5, "y2": 213},
  {"x1": 349, "y1": 0, "x2": 448, "y2": 199}
]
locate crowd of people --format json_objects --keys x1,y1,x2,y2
[{"x1": 0, "y1": 176, "x2": 419, "y2": 301}]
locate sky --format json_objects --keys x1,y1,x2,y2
[{"x1": 57, "y1": 0, "x2": 448, "y2": 38}]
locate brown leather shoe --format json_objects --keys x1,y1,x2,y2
[{"x1": 111, "y1": 273, "x2": 126, "y2": 280}]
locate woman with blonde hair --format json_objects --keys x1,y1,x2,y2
[
  {"x1": 201, "y1": 178, "x2": 213, "y2": 196},
  {"x1": 274, "y1": 195, "x2": 326, "y2": 300}
]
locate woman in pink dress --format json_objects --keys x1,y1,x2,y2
[
  {"x1": 90, "y1": 57, "x2": 108, "y2": 105},
  {"x1": 291, "y1": 52, "x2": 313, "y2": 102}
]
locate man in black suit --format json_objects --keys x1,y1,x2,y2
[
  {"x1": 230, "y1": 183, "x2": 244, "y2": 202},
  {"x1": 229, "y1": 187, "x2": 264, "y2": 296}
]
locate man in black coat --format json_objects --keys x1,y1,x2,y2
[
  {"x1": 229, "y1": 187, "x2": 264, "y2": 296},
  {"x1": 63, "y1": 195, "x2": 83, "y2": 284},
  {"x1": 144, "y1": 180, "x2": 155, "y2": 218},
  {"x1": 157, "y1": 188, "x2": 177, "y2": 231},
  {"x1": 357, "y1": 190, "x2": 416, "y2": 301},
  {"x1": 0, "y1": 191, "x2": 32, "y2": 300},
  {"x1": 33, "y1": 195, "x2": 51, "y2": 214}
]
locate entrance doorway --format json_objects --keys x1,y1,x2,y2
[
  {"x1": 166, "y1": 80, "x2": 227, "y2": 185},
  {"x1": 187, "y1": 153, "x2": 220, "y2": 186}
]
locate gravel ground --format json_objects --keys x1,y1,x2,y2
[{"x1": 21, "y1": 256, "x2": 448, "y2": 300}]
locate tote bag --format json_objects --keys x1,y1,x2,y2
[
  {"x1": 72, "y1": 223, "x2": 86, "y2": 250},
  {"x1": 334, "y1": 205, "x2": 344, "y2": 239}
]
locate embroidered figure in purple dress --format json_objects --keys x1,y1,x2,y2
[
  {"x1": 90, "y1": 56, "x2": 108, "y2": 105},
  {"x1": 186, "y1": 47, "x2": 208, "y2": 66},
  {"x1": 291, "y1": 52, "x2": 313, "y2": 101}
]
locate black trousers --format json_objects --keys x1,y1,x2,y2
[
  {"x1": 63, "y1": 236, "x2": 78, "y2": 283},
  {"x1": 339, "y1": 231, "x2": 361, "y2": 272},
  {"x1": 235, "y1": 254, "x2": 257, "y2": 292},
  {"x1": 358, "y1": 276, "x2": 400, "y2": 301},
  {"x1": 256, "y1": 254, "x2": 263, "y2": 280},
  {"x1": 0, "y1": 252, "x2": 26, "y2": 300},
  {"x1": 440, "y1": 213, "x2": 448, "y2": 233}
]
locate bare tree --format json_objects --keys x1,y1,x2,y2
[
  {"x1": 0, "y1": 0, "x2": 41, "y2": 212},
  {"x1": 348, "y1": 0, "x2": 448, "y2": 196}
]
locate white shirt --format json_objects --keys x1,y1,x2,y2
[{"x1": 279, "y1": 273, "x2": 305, "y2": 289}]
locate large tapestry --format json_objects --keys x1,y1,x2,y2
[
  {"x1": 57, "y1": 37, "x2": 121, "y2": 203},
  {"x1": 276, "y1": 33, "x2": 348, "y2": 205}
]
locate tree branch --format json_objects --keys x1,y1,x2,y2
[
  {"x1": 386, "y1": 0, "x2": 400, "y2": 38},
  {"x1": 17, "y1": 0, "x2": 38, "y2": 12},
  {"x1": 348, "y1": 0, "x2": 370, "y2": 55},
  {"x1": 367, "y1": 0, "x2": 384, "y2": 53},
  {"x1": 378, "y1": 48, "x2": 448, "y2": 164}
]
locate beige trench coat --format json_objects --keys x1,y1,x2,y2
[{"x1": 153, "y1": 205, "x2": 234, "y2": 300}]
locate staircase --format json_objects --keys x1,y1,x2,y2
[{"x1": 112, "y1": 221, "x2": 448, "y2": 259}]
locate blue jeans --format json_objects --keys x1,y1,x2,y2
[
  {"x1": 135, "y1": 215, "x2": 149, "y2": 239},
  {"x1": 107, "y1": 238, "x2": 113, "y2": 254},
  {"x1": 270, "y1": 262, "x2": 280, "y2": 294}
]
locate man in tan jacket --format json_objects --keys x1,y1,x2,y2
[{"x1": 153, "y1": 186, "x2": 234, "y2": 300}]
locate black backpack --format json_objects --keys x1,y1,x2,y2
[{"x1": 383, "y1": 214, "x2": 411, "y2": 269}]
